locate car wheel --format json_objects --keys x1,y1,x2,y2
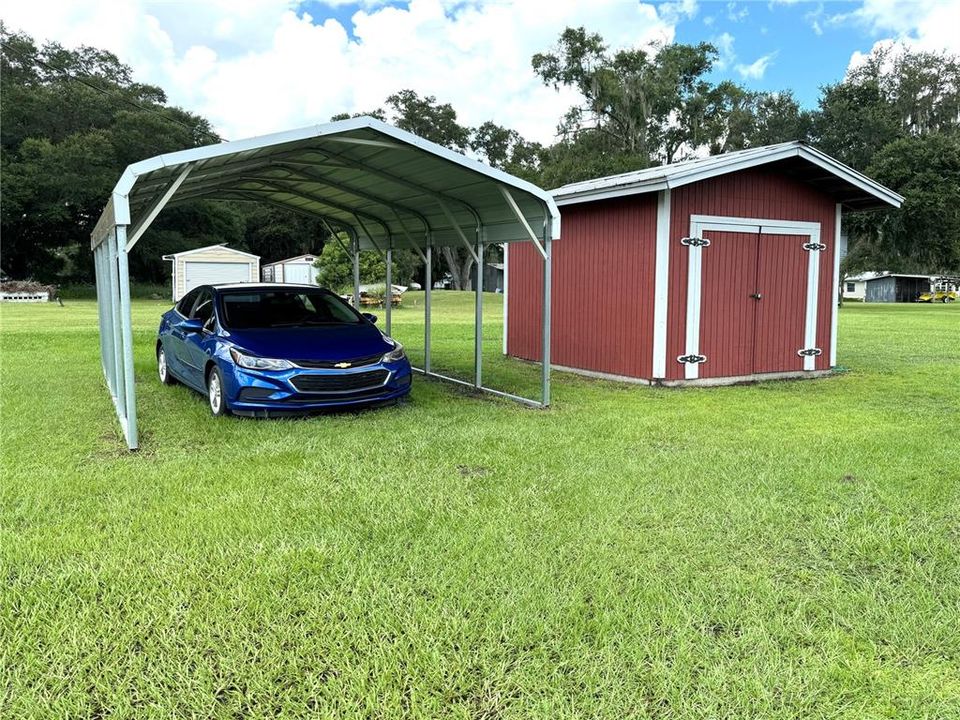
[
  {"x1": 207, "y1": 366, "x2": 230, "y2": 417},
  {"x1": 157, "y1": 346, "x2": 177, "y2": 385}
]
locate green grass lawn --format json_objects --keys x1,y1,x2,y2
[{"x1": 2, "y1": 294, "x2": 959, "y2": 718}]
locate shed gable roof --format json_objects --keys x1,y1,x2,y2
[
  {"x1": 161, "y1": 243, "x2": 260, "y2": 261},
  {"x1": 551, "y1": 141, "x2": 903, "y2": 211},
  {"x1": 263, "y1": 254, "x2": 318, "y2": 266}
]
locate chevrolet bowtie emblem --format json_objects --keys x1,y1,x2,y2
[{"x1": 334, "y1": 361, "x2": 352, "y2": 368}]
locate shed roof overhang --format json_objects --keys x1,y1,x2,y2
[
  {"x1": 91, "y1": 116, "x2": 561, "y2": 253},
  {"x1": 550, "y1": 141, "x2": 904, "y2": 212}
]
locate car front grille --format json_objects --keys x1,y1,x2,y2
[
  {"x1": 293, "y1": 353, "x2": 382, "y2": 369},
  {"x1": 290, "y1": 369, "x2": 389, "y2": 394}
]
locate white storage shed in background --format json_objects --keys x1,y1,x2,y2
[
  {"x1": 163, "y1": 244, "x2": 260, "y2": 301},
  {"x1": 261, "y1": 254, "x2": 319, "y2": 285}
]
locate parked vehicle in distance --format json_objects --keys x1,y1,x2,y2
[
  {"x1": 156, "y1": 284, "x2": 412, "y2": 416},
  {"x1": 918, "y1": 289, "x2": 958, "y2": 302}
]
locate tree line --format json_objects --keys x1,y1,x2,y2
[{"x1": 2, "y1": 25, "x2": 958, "y2": 290}]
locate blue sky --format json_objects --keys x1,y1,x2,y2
[
  {"x1": 662, "y1": 1, "x2": 871, "y2": 108},
  {"x1": 6, "y1": 1, "x2": 956, "y2": 143},
  {"x1": 293, "y1": 0, "x2": 950, "y2": 114}
]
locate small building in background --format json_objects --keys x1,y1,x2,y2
[
  {"x1": 260, "y1": 254, "x2": 320, "y2": 285},
  {"x1": 864, "y1": 273, "x2": 933, "y2": 303},
  {"x1": 842, "y1": 271, "x2": 884, "y2": 301},
  {"x1": 163, "y1": 244, "x2": 259, "y2": 301},
  {"x1": 471, "y1": 262, "x2": 504, "y2": 293}
]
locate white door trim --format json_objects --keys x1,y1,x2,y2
[
  {"x1": 682, "y1": 214, "x2": 823, "y2": 379},
  {"x1": 802, "y1": 226, "x2": 823, "y2": 371},
  {"x1": 651, "y1": 189, "x2": 671, "y2": 378},
  {"x1": 502, "y1": 242, "x2": 509, "y2": 355}
]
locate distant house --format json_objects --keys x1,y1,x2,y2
[
  {"x1": 260, "y1": 254, "x2": 319, "y2": 285},
  {"x1": 864, "y1": 273, "x2": 932, "y2": 303},
  {"x1": 163, "y1": 244, "x2": 259, "y2": 301},
  {"x1": 842, "y1": 271, "x2": 884, "y2": 301}
]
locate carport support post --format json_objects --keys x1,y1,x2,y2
[
  {"x1": 351, "y1": 235, "x2": 360, "y2": 309},
  {"x1": 385, "y1": 245, "x2": 392, "y2": 335},
  {"x1": 107, "y1": 229, "x2": 125, "y2": 414},
  {"x1": 541, "y1": 229, "x2": 552, "y2": 407},
  {"x1": 424, "y1": 242, "x2": 432, "y2": 373},
  {"x1": 474, "y1": 234, "x2": 483, "y2": 389},
  {"x1": 94, "y1": 243, "x2": 109, "y2": 376},
  {"x1": 116, "y1": 226, "x2": 138, "y2": 449}
]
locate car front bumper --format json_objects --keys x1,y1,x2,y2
[{"x1": 222, "y1": 360, "x2": 413, "y2": 415}]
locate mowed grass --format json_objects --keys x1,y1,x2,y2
[{"x1": 1, "y1": 293, "x2": 958, "y2": 719}]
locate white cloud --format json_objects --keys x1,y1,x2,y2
[
  {"x1": 709, "y1": 31, "x2": 777, "y2": 81},
  {"x1": 736, "y1": 52, "x2": 777, "y2": 80},
  {"x1": 712, "y1": 32, "x2": 737, "y2": 70},
  {"x1": 804, "y1": 3, "x2": 826, "y2": 36},
  {"x1": 659, "y1": 0, "x2": 699, "y2": 24},
  {"x1": 837, "y1": 0, "x2": 960, "y2": 72},
  {"x1": 2, "y1": 0, "x2": 683, "y2": 145},
  {"x1": 726, "y1": 2, "x2": 749, "y2": 22}
]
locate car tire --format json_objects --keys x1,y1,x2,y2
[
  {"x1": 157, "y1": 346, "x2": 177, "y2": 385},
  {"x1": 207, "y1": 366, "x2": 230, "y2": 417}
]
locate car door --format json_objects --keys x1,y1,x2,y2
[
  {"x1": 163, "y1": 288, "x2": 200, "y2": 380},
  {"x1": 180, "y1": 288, "x2": 216, "y2": 387}
]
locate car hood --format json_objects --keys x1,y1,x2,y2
[{"x1": 225, "y1": 323, "x2": 394, "y2": 362}]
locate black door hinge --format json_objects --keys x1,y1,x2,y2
[
  {"x1": 797, "y1": 347, "x2": 822, "y2": 357},
  {"x1": 680, "y1": 237, "x2": 711, "y2": 247},
  {"x1": 677, "y1": 354, "x2": 707, "y2": 364},
  {"x1": 802, "y1": 242, "x2": 826, "y2": 251}
]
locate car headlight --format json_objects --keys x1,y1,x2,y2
[
  {"x1": 381, "y1": 342, "x2": 406, "y2": 363},
  {"x1": 229, "y1": 347, "x2": 292, "y2": 371}
]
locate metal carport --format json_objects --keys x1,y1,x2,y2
[{"x1": 91, "y1": 116, "x2": 561, "y2": 450}]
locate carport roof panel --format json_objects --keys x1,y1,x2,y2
[{"x1": 102, "y1": 116, "x2": 560, "y2": 251}]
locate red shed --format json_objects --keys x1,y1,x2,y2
[{"x1": 506, "y1": 142, "x2": 903, "y2": 385}]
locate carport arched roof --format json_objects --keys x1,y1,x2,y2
[{"x1": 91, "y1": 115, "x2": 560, "y2": 253}]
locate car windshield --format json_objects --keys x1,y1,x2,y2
[{"x1": 219, "y1": 290, "x2": 363, "y2": 329}]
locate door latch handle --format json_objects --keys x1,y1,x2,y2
[{"x1": 750, "y1": 293, "x2": 762, "y2": 300}]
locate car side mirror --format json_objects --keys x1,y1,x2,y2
[
  {"x1": 179, "y1": 318, "x2": 204, "y2": 334},
  {"x1": 362, "y1": 313, "x2": 377, "y2": 324}
]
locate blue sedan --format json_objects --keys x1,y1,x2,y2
[{"x1": 156, "y1": 284, "x2": 412, "y2": 416}]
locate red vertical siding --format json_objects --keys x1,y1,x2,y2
[
  {"x1": 667, "y1": 169, "x2": 837, "y2": 380},
  {"x1": 506, "y1": 241, "x2": 542, "y2": 361},
  {"x1": 506, "y1": 195, "x2": 658, "y2": 378}
]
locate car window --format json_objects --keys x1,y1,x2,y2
[
  {"x1": 176, "y1": 288, "x2": 200, "y2": 316},
  {"x1": 219, "y1": 290, "x2": 363, "y2": 329},
  {"x1": 191, "y1": 289, "x2": 215, "y2": 329}
]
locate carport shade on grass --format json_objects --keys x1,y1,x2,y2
[{"x1": 1, "y1": 293, "x2": 959, "y2": 717}]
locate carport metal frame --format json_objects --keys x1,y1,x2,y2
[{"x1": 91, "y1": 117, "x2": 559, "y2": 449}]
